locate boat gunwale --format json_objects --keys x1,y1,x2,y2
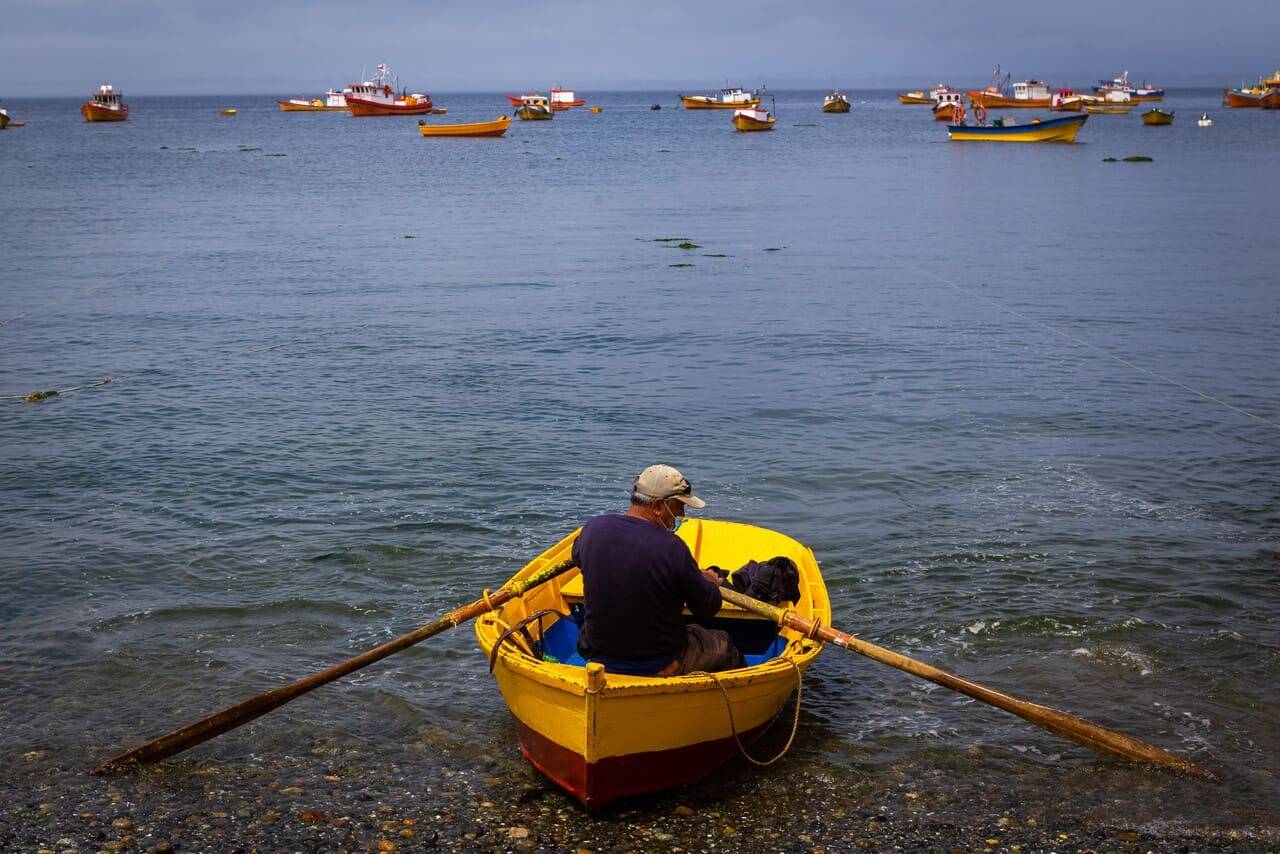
[{"x1": 475, "y1": 518, "x2": 830, "y2": 695}]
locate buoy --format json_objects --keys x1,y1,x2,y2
[{"x1": 1198, "y1": 113, "x2": 1212, "y2": 127}]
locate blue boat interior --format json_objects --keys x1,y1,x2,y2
[{"x1": 538, "y1": 605, "x2": 787, "y2": 669}]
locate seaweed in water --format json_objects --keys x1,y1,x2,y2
[
  {"x1": 675, "y1": 242, "x2": 701, "y2": 249},
  {"x1": 1123, "y1": 156, "x2": 1154, "y2": 162},
  {"x1": 763, "y1": 247, "x2": 783, "y2": 252},
  {"x1": 265, "y1": 153, "x2": 287, "y2": 157},
  {"x1": 404, "y1": 235, "x2": 416, "y2": 239},
  {"x1": 239, "y1": 147, "x2": 261, "y2": 152},
  {"x1": 704, "y1": 253, "x2": 729, "y2": 258},
  {"x1": 159, "y1": 145, "x2": 168, "y2": 150},
  {"x1": 1103, "y1": 157, "x2": 1118, "y2": 162},
  {"x1": 669, "y1": 263, "x2": 694, "y2": 268},
  {"x1": 652, "y1": 237, "x2": 690, "y2": 242},
  {"x1": 24, "y1": 390, "x2": 59, "y2": 403}
]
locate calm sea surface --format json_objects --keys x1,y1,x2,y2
[{"x1": 1, "y1": 90, "x2": 1277, "y2": 822}]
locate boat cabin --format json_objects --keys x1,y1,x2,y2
[
  {"x1": 549, "y1": 88, "x2": 577, "y2": 105},
  {"x1": 935, "y1": 91, "x2": 963, "y2": 107},
  {"x1": 733, "y1": 106, "x2": 771, "y2": 122},
  {"x1": 1012, "y1": 80, "x2": 1051, "y2": 101},
  {"x1": 92, "y1": 85, "x2": 124, "y2": 107},
  {"x1": 719, "y1": 87, "x2": 756, "y2": 104},
  {"x1": 521, "y1": 94, "x2": 551, "y2": 108}
]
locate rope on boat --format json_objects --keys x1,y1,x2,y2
[
  {"x1": 697, "y1": 657, "x2": 803, "y2": 767},
  {"x1": 915, "y1": 266, "x2": 1280, "y2": 432}
]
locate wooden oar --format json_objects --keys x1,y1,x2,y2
[
  {"x1": 718, "y1": 586, "x2": 1218, "y2": 780},
  {"x1": 93, "y1": 558, "x2": 576, "y2": 775}
]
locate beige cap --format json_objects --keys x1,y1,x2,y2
[{"x1": 633, "y1": 464, "x2": 706, "y2": 509}]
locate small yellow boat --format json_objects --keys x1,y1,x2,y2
[
  {"x1": 589, "y1": 106, "x2": 602, "y2": 113},
  {"x1": 1084, "y1": 103, "x2": 1131, "y2": 115},
  {"x1": 219, "y1": 108, "x2": 237, "y2": 116},
  {"x1": 416, "y1": 115, "x2": 510, "y2": 137},
  {"x1": 732, "y1": 106, "x2": 777, "y2": 131},
  {"x1": 897, "y1": 91, "x2": 932, "y2": 104},
  {"x1": 475, "y1": 519, "x2": 829, "y2": 808},
  {"x1": 1142, "y1": 108, "x2": 1174, "y2": 126}
]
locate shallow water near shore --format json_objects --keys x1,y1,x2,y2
[{"x1": 1, "y1": 89, "x2": 1277, "y2": 843}]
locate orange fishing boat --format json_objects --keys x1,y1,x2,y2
[
  {"x1": 344, "y1": 64, "x2": 433, "y2": 116},
  {"x1": 81, "y1": 84, "x2": 128, "y2": 122},
  {"x1": 416, "y1": 116, "x2": 510, "y2": 137},
  {"x1": 1224, "y1": 71, "x2": 1280, "y2": 108},
  {"x1": 932, "y1": 91, "x2": 964, "y2": 121},
  {"x1": 550, "y1": 87, "x2": 585, "y2": 109},
  {"x1": 968, "y1": 79, "x2": 1054, "y2": 108},
  {"x1": 732, "y1": 106, "x2": 776, "y2": 131}
]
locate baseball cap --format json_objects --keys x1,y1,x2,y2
[{"x1": 633, "y1": 464, "x2": 706, "y2": 509}]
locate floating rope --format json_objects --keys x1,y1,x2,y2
[
  {"x1": 916, "y1": 266, "x2": 1280, "y2": 431},
  {"x1": 696, "y1": 658, "x2": 803, "y2": 767},
  {"x1": 2, "y1": 377, "x2": 113, "y2": 404}
]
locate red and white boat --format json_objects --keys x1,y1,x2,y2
[
  {"x1": 507, "y1": 93, "x2": 540, "y2": 106},
  {"x1": 344, "y1": 64, "x2": 433, "y2": 116},
  {"x1": 81, "y1": 84, "x2": 128, "y2": 122},
  {"x1": 550, "y1": 87, "x2": 585, "y2": 110}
]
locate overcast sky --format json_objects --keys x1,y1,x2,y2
[{"x1": 3, "y1": 0, "x2": 1274, "y2": 96}]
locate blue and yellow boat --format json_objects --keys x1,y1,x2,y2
[
  {"x1": 948, "y1": 113, "x2": 1087, "y2": 143},
  {"x1": 475, "y1": 519, "x2": 829, "y2": 808}
]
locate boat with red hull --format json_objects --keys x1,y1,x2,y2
[
  {"x1": 81, "y1": 84, "x2": 128, "y2": 122},
  {"x1": 344, "y1": 64, "x2": 432, "y2": 116}
]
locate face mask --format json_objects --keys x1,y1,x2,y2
[{"x1": 657, "y1": 499, "x2": 683, "y2": 532}]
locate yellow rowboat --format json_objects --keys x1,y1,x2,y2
[
  {"x1": 475, "y1": 519, "x2": 829, "y2": 808},
  {"x1": 416, "y1": 115, "x2": 510, "y2": 137},
  {"x1": 1084, "y1": 103, "x2": 1131, "y2": 115},
  {"x1": 897, "y1": 91, "x2": 932, "y2": 104},
  {"x1": 1142, "y1": 108, "x2": 1174, "y2": 125},
  {"x1": 948, "y1": 113, "x2": 1088, "y2": 142},
  {"x1": 219, "y1": 108, "x2": 237, "y2": 116}
]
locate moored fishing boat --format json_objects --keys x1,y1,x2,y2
[
  {"x1": 1084, "y1": 102, "x2": 1132, "y2": 115},
  {"x1": 1050, "y1": 89, "x2": 1084, "y2": 111},
  {"x1": 732, "y1": 105, "x2": 776, "y2": 131},
  {"x1": 680, "y1": 87, "x2": 760, "y2": 109},
  {"x1": 948, "y1": 113, "x2": 1087, "y2": 142},
  {"x1": 219, "y1": 108, "x2": 237, "y2": 117},
  {"x1": 345, "y1": 64, "x2": 433, "y2": 116},
  {"x1": 81, "y1": 84, "x2": 128, "y2": 122},
  {"x1": 932, "y1": 90, "x2": 965, "y2": 121},
  {"x1": 1223, "y1": 71, "x2": 1280, "y2": 107},
  {"x1": 1093, "y1": 70, "x2": 1164, "y2": 101},
  {"x1": 1142, "y1": 108, "x2": 1174, "y2": 125},
  {"x1": 474, "y1": 519, "x2": 829, "y2": 808},
  {"x1": 968, "y1": 77, "x2": 1054, "y2": 109},
  {"x1": 822, "y1": 91, "x2": 851, "y2": 113},
  {"x1": 277, "y1": 89, "x2": 351, "y2": 112},
  {"x1": 897, "y1": 84, "x2": 948, "y2": 105},
  {"x1": 550, "y1": 87, "x2": 585, "y2": 109},
  {"x1": 416, "y1": 115, "x2": 510, "y2": 137},
  {"x1": 515, "y1": 95, "x2": 553, "y2": 120}
]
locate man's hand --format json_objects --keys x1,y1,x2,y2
[{"x1": 701, "y1": 568, "x2": 725, "y2": 587}]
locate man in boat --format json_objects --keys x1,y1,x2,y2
[{"x1": 572, "y1": 465, "x2": 743, "y2": 677}]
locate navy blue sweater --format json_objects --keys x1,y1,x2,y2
[{"x1": 571, "y1": 514, "x2": 722, "y2": 664}]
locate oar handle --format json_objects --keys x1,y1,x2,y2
[
  {"x1": 717, "y1": 586, "x2": 1218, "y2": 781},
  {"x1": 93, "y1": 558, "x2": 576, "y2": 774}
]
